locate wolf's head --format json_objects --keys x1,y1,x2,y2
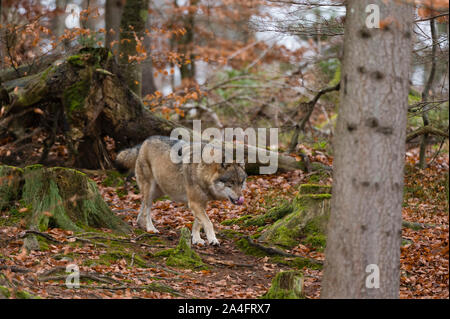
[{"x1": 210, "y1": 163, "x2": 247, "y2": 205}]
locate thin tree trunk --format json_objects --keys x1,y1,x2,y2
[
  {"x1": 142, "y1": 5, "x2": 157, "y2": 96},
  {"x1": 118, "y1": 0, "x2": 149, "y2": 97},
  {"x1": 105, "y1": 0, "x2": 123, "y2": 50},
  {"x1": 419, "y1": 18, "x2": 438, "y2": 169},
  {"x1": 321, "y1": 0, "x2": 413, "y2": 298},
  {"x1": 179, "y1": 0, "x2": 197, "y2": 84}
]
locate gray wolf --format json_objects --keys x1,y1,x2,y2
[{"x1": 116, "y1": 136, "x2": 247, "y2": 245}]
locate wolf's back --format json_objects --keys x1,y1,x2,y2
[{"x1": 115, "y1": 144, "x2": 142, "y2": 173}]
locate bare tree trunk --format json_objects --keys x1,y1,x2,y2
[
  {"x1": 52, "y1": 0, "x2": 67, "y2": 37},
  {"x1": 419, "y1": 18, "x2": 438, "y2": 169},
  {"x1": 118, "y1": 0, "x2": 149, "y2": 97},
  {"x1": 105, "y1": 0, "x2": 123, "y2": 49},
  {"x1": 52, "y1": 0, "x2": 69, "y2": 51},
  {"x1": 142, "y1": 5, "x2": 157, "y2": 96},
  {"x1": 321, "y1": 0, "x2": 413, "y2": 298},
  {"x1": 178, "y1": 0, "x2": 197, "y2": 84}
]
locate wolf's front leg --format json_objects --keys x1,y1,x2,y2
[
  {"x1": 189, "y1": 202, "x2": 219, "y2": 246},
  {"x1": 191, "y1": 218, "x2": 205, "y2": 245}
]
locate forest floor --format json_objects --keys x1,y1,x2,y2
[{"x1": 0, "y1": 147, "x2": 448, "y2": 299}]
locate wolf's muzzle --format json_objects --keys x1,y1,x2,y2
[{"x1": 229, "y1": 196, "x2": 245, "y2": 205}]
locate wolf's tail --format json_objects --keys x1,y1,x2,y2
[{"x1": 115, "y1": 144, "x2": 142, "y2": 173}]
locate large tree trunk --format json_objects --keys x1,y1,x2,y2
[
  {"x1": 321, "y1": 0, "x2": 413, "y2": 298},
  {"x1": 1, "y1": 47, "x2": 313, "y2": 174}
]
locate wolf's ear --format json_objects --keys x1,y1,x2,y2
[{"x1": 238, "y1": 162, "x2": 245, "y2": 169}]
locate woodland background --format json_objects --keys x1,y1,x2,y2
[{"x1": 0, "y1": 0, "x2": 448, "y2": 299}]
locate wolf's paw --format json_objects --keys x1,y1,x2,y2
[
  {"x1": 146, "y1": 226, "x2": 159, "y2": 233},
  {"x1": 192, "y1": 237, "x2": 205, "y2": 246},
  {"x1": 137, "y1": 219, "x2": 146, "y2": 230},
  {"x1": 208, "y1": 238, "x2": 220, "y2": 246}
]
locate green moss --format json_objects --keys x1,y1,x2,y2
[
  {"x1": 401, "y1": 238, "x2": 413, "y2": 246},
  {"x1": 162, "y1": 228, "x2": 207, "y2": 270},
  {"x1": 103, "y1": 171, "x2": 125, "y2": 187},
  {"x1": 0, "y1": 206, "x2": 28, "y2": 227},
  {"x1": 261, "y1": 271, "x2": 304, "y2": 299},
  {"x1": 302, "y1": 212, "x2": 329, "y2": 251},
  {"x1": 97, "y1": 250, "x2": 147, "y2": 267},
  {"x1": 306, "y1": 169, "x2": 329, "y2": 183},
  {"x1": 63, "y1": 78, "x2": 90, "y2": 112},
  {"x1": 67, "y1": 55, "x2": 84, "y2": 67},
  {"x1": 297, "y1": 193, "x2": 331, "y2": 202},
  {"x1": 304, "y1": 233, "x2": 326, "y2": 250},
  {"x1": 299, "y1": 184, "x2": 332, "y2": 195},
  {"x1": 243, "y1": 203, "x2": 293, "y2": 227},
  {"x1": 264, "y1": 222, "x2": 299, "y2": 248},
  {"x1": 154, "y1": 248, "x2": 175, "y2": 258},
  {"x1": 236, "y1": 238, "x2": 268, "y2": 257},
  {"x1": 221, "y1": 215, "x2": 253, "y2": 226},
  {"x1": 22, "y1": 166, "x2": 81, "y2": 232},
  {"x1": 15, "y1": 290, "x2": 40, "y2": 299},
  {"x1": 0, "y1": 285, "x2": 10, "y2": 298},
  {"x1": 218, "y1": 229, "x2": 242, "y2": 240},
  {"x1": 14, "y1": 66, "x2": 53, "y2": 107},
  {"x1": 36, "y1": 236, "x2": 50, "y2": 251}
]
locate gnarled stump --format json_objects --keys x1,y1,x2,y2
[
  {"x1": 0, "y1": 164, "x2": 131, "y2": 243},
  {"x1": 2, "y1": 47, "x2": 179, "y2": 169}
]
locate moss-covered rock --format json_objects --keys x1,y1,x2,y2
[
  {"x1": 258, "y1": 194, "x2": 331, "y2": 250},
  {"x1": 0, "y1": 165, "x2": 131, "y2": 238},
  {"x1": 261, "y1": 271, "x2": 305, "y2": 299},
  {"x1": 157, "y1": 228, "x2": 206, "y2": 270}
]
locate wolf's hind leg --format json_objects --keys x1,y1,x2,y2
[
  {"x1": 191, "y1": 218, "x2": 205, "y2": 245},
  {"x1": 189, "y1": 202, "x2": 219, "y2": 246},
  {"x1": 136, "y1": 180, "x2": 148, "y2": 230}
]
